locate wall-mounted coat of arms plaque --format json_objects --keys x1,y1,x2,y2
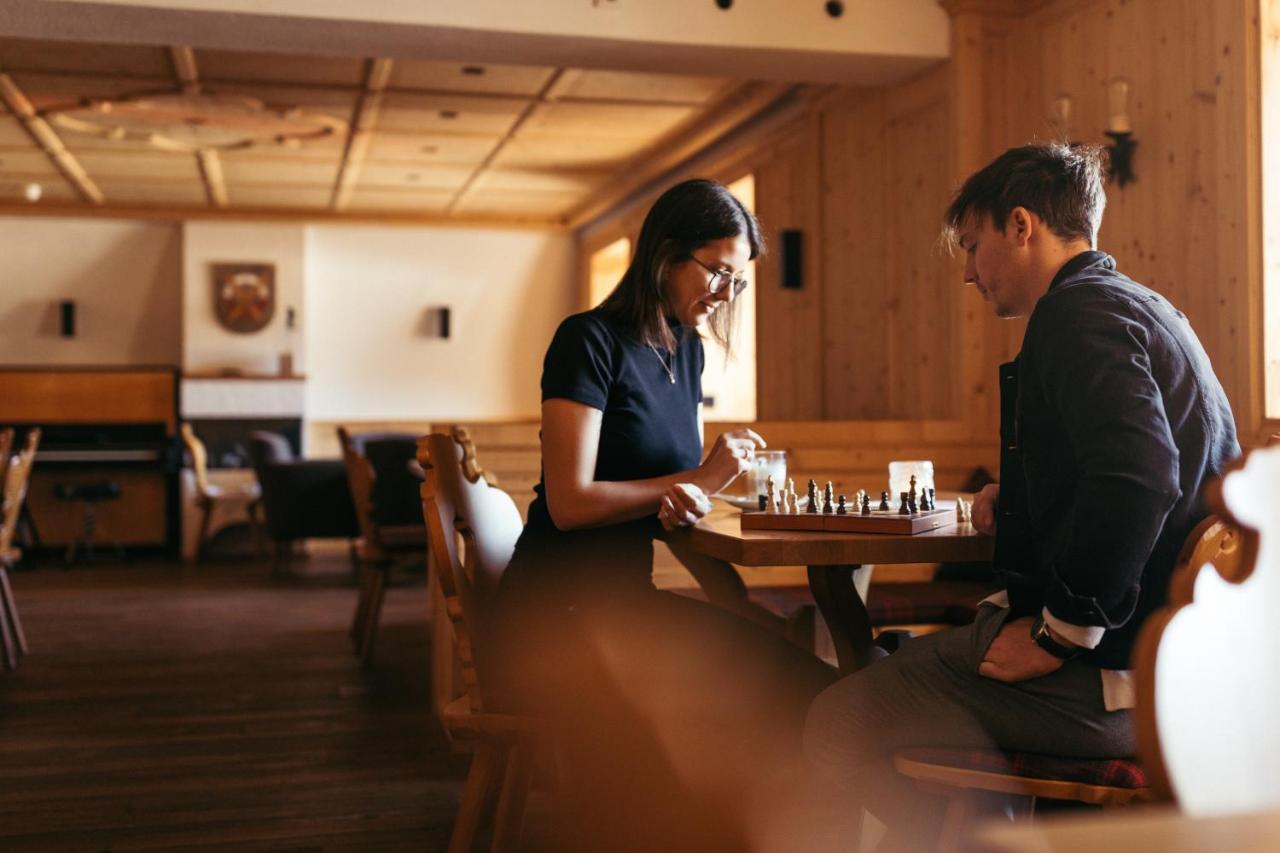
[{"x1": 212, "y1": 263, "x2": 275, "y2": 334}]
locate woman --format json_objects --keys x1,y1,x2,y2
[{"x1": 489, "y1": 179, "x2": 835, "y2": 852}]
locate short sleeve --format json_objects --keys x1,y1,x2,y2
[{"x1": 541, "y1": 313, "x2": 615, "y2": 410}]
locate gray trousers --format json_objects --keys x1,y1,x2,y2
[{"x1": 802, "y1": 604, "x2": 1134, "y2": 850}]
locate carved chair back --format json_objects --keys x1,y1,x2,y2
[
  {"x1": 1135, "y1": 447, "x2": 1275, "y2": 811},
  {"x1": 420, "y1": 428, "x2": 524, "y2": 712},
  {"x1": 0, "y1": 429, "x2": 40, "y2": 560}
]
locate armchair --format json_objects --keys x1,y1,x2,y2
[{"x1": 247, "y1": 431, "x2": 359, "y2": 574}]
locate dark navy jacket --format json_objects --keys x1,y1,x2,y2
[{"x1": 994, "y1": 251, "x2": 1239, "y2": 670}]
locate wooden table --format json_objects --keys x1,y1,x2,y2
[
  {"x1": 676, "y1": 503, "x2": 994, "y2": 673},
  {"x1": 967, "y1": 805, "x2": 1280, "y2": 852}
]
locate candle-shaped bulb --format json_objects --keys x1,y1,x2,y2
[
  {"x1": 1107, "y1": 78, "x2": 1132, "y2": 134},
  {"x1": 1049, "y1": 95, "x2": 1073, "y2": 138}
]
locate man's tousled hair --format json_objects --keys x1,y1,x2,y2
[{"x1": 942, "y1": 143, "x2": 1107, "y2": 248}]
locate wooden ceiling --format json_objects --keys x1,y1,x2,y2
[{"x1": 0, "y1": 37, "x2": 788, "y2": 226}]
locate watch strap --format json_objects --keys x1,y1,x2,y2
[{"x1": 1030, "y1": 615, "x2": 1084, "y2": 660}]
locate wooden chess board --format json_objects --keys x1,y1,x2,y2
[{"x1": 740, "y1": 506, "x2": 957, "y2": 535}]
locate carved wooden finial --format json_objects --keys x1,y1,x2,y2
[{"x1": 452, "y1": 426, "x2": 498, "y2": 486}]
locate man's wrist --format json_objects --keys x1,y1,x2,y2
[{"x1": 1030, "y1": 615, "x2": 1086, "y2": 660}]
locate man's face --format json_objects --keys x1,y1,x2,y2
[{"x1": 956, "y1": 212, "x2": 1033, "y2": 319}]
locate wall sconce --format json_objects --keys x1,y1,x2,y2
[
  {"x1": 1104, "y1": 78, "x2": 1137, "y2": 188},
  {"x1": 1048, "y1": 94, "x2": 1076, "y2": 144},
  {"x1": 59, "y1": 300, "x2": 76, "y2": 337},
  {"x1": 420, "y1": 306, "x2": 451, "y2": 339}
]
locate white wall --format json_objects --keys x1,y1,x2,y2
[
  {"x1": 304, "y1": 224, "x2": 574, "y2": 421},
  {"x1": 0, "y1": 216, "x2": 181, "y2": 365},
  {"x1": 182, "y1": 221, "x2": 306, "y2": 375}
]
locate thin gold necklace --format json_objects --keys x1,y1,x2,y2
[{"x1": 647, "y1": 343, "x2": 676, "y2": 384}]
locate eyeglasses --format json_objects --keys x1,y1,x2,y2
[{"x1": 688, "y1": 255, "x2": 749, "y2": 296}]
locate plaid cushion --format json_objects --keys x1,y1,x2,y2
[
  {"x1": 866, "y1": 581, "x2": 998, "y2": 626},
  {"x1": 897, "y1": 746, "x2": 1148, "y2": 789}
]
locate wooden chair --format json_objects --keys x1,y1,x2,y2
[
  {"x1": 179, "y1": 422, "x2": 263, "y2": 564},
  {"x1": 338, "y1": 426, "x2": 426, "y2": 664},
  {"x1": 0, "y1": 428, "x2": 40, "y2": 670},
  {"x1": 1132, "y1": 446, "x2": 1275, "y2": 814},
  {"x1": 892, "y1": 511, "x2": 1248, "y2": 850},
  {"x1": 420, "y1": 428, "x2": 537, "y2": 853}
]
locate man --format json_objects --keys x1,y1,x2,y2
[{"x1": 803, "y1": 143, "x2": 1239, "y2": 849}]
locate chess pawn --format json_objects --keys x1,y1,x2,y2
[
  {"x1": 836, "y1": 495, "x2": 847, "y2": 515},
  {"x1": 861, "y1": 494, "x2": 872, "y2": 515},
  {"x1": 899, "y1": 492, "x2": 911, "y2": 515},
  {"x1": 879, "y1": 491, "x2": 891, "y2": 512}
]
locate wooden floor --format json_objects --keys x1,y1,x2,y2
[{"x1": 0, "y1": 553, "x2": 494, "y2": 852}]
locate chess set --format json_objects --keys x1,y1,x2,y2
[{"x1": 740, "y1": 475, "x2": 973, "y2": 535}]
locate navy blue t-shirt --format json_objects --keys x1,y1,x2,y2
[{"x1": 504, "y1": 308, "x2": 705, "y2": 593}]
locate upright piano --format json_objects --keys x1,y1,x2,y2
[{"x1": 0, "y1": 367, "x2": 180, "y2": 554}]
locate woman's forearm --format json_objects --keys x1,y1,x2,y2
[{"x1": 546, "y1": 467, "x2": 716, "y2": 530}]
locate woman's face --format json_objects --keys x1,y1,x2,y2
[{"x1": 664, "y1": 235, "x2": 751, "y2": 328}]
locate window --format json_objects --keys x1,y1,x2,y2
[
  {"x1": 700, "y1": 174, "x2": 757, "y2": 422},
  {"x1": 1264, "y1": 0, "x2": 1280, "y2": 416},
  {"x1": 587, "y1": 237, "x2": 630, "y2": 309}
]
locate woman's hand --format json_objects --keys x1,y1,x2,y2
[
  {"x1": 971, "y1": 483, "x2": 1000, "y2": 534},
  {"x1": 696, "y1": 428, "x2": 767, "y2": 494},
  {"x1": 658, "y1": 483, "x2": 714, "y2": 531}
]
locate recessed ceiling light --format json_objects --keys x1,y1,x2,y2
[
  {"x1": 439, "y1": 110, "x2": 459, "y2": 120},
  {"x1": 23, "y1": 182, "x2": 42, "y2": 203},
  {"x1": 462, "y1": 66, "x2": 486, "y2": 76}
]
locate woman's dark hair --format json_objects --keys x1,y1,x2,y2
[
  {"x1": 942, "y1": 143, "x2": 1107, "y2": 248},
  {"x1": 598, "y1": 178, "x2": 762, "y2": 354}
]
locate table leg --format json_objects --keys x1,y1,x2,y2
[{"x1": 807, "y1": 564, "x2": 876, "y2": 675}]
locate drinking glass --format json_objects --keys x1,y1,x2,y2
[{"x1": 888, "y1": 459, "x2": 935, "y2": 500}]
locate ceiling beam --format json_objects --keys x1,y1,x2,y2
[
  {"x1": 0, "y1": 73, "x2": 104, "y2": 205},
  {"x1": 330, "y1": 57, "x2": 394, "y2": 211},
  {"x1": 0, "y1": 199, "x2": 567, "y2": 231},
  {"x1": 168, "y1": 45, "x2": 229, "y2": 209},
  {"x1": 444, "y1": 68, "x2": 565, "y2": 215},
  {"x1": 565, "y1": 81, "x2": 797, "y2": 229}
]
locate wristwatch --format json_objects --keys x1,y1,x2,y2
[{"x1": 1030, "y1": 615, "x2": 1085, "y2": 660}]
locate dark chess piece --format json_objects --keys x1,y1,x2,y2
[
  {"x1": 758, "y1": 494, "x2": 768, "y2": 512},
  {"x1": 928, "y1": 488, "x2": 936, "y2": 511},
  {"x1": 899, "y1": 492, "x2": 910, "y2": 515},
  {"x1": 823, "y1": 481, "x2": 834, "y2": 514},
  {"x1": 879, "y1": 491, "x2": 891, "y2": 511},
  {"x1": 807, "y1": 479, "x2": 819, "y2": 513},
  {"x1": 907, "y1": 493, "x2": 918, "y2": 514},
  {"x1": 836, "y1": 495, "x2": 847, "y2": 515},
  {"x1": 861, "y1": 494, "x2": 872, "y2": 515}
]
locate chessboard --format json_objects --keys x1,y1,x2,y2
[
  {"x1": 740, "y1": 505, "x2": 956, "y2": 535},
  {"x1": 738, "y1": 477, "x2": 970, "y2": 536}
]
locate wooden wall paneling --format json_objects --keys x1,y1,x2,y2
[
  {"x1": 884, "y1": 80, "x2": 953, "y2": 419},
  {"x1": 1263, "y1": 0, "x2": 1280, "y2": 424},
  {"x1": 1006, "y1": 0, "x2": 1258, "y2": 434},
  {"x1": 754, "y1": 113, "x2": 825, "y2": 420},
  {"x1": 820, "y1": 88, "x2": 892, "y2": 419}
]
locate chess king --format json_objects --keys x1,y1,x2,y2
[{"x1": 802, "y1": 143, "x2": 1240, "y2": 851}]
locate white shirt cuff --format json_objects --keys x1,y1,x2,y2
[{"x1": 1042, "y1": 607, "x2": 1105, "y2": 649}]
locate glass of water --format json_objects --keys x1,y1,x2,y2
[{"x1": 888, "y1": 459, "x2": 935, "y2": 500}]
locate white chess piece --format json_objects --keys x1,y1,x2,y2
[
  {"x1": 956, "y1": 497, "x2": 968, "y2": 523},
  {"x1": 782, "y1": 490, "x2": 792, "y2": 514},
  {"x1": 767, "y1": 488, "x2": 779, "y2": 513}
]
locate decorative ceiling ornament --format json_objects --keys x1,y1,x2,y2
[{"x1": 45, "y1": 92, "x2": 346, "y2": 152}]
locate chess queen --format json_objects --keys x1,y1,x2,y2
[{"x1": 484, "y1": 179, "x2": 836, "y2": 849}]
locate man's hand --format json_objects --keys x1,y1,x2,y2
[
  {"x1": 971, "y1": 483, "x2": 1000, "y2": 534},
  {"x1": 978, "y1": 616, "x2": 1065, "y2": 683}
]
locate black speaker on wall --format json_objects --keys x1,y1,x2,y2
[
  {"x1": 780, "y1": 229, "x2": 804, "y2": 289},
  {"x1": 59, "y1": 300, "x2": 76, "y2": 337},
  {"x1": 438, "y1": 306, "x2": 451, "y2": 339}
]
